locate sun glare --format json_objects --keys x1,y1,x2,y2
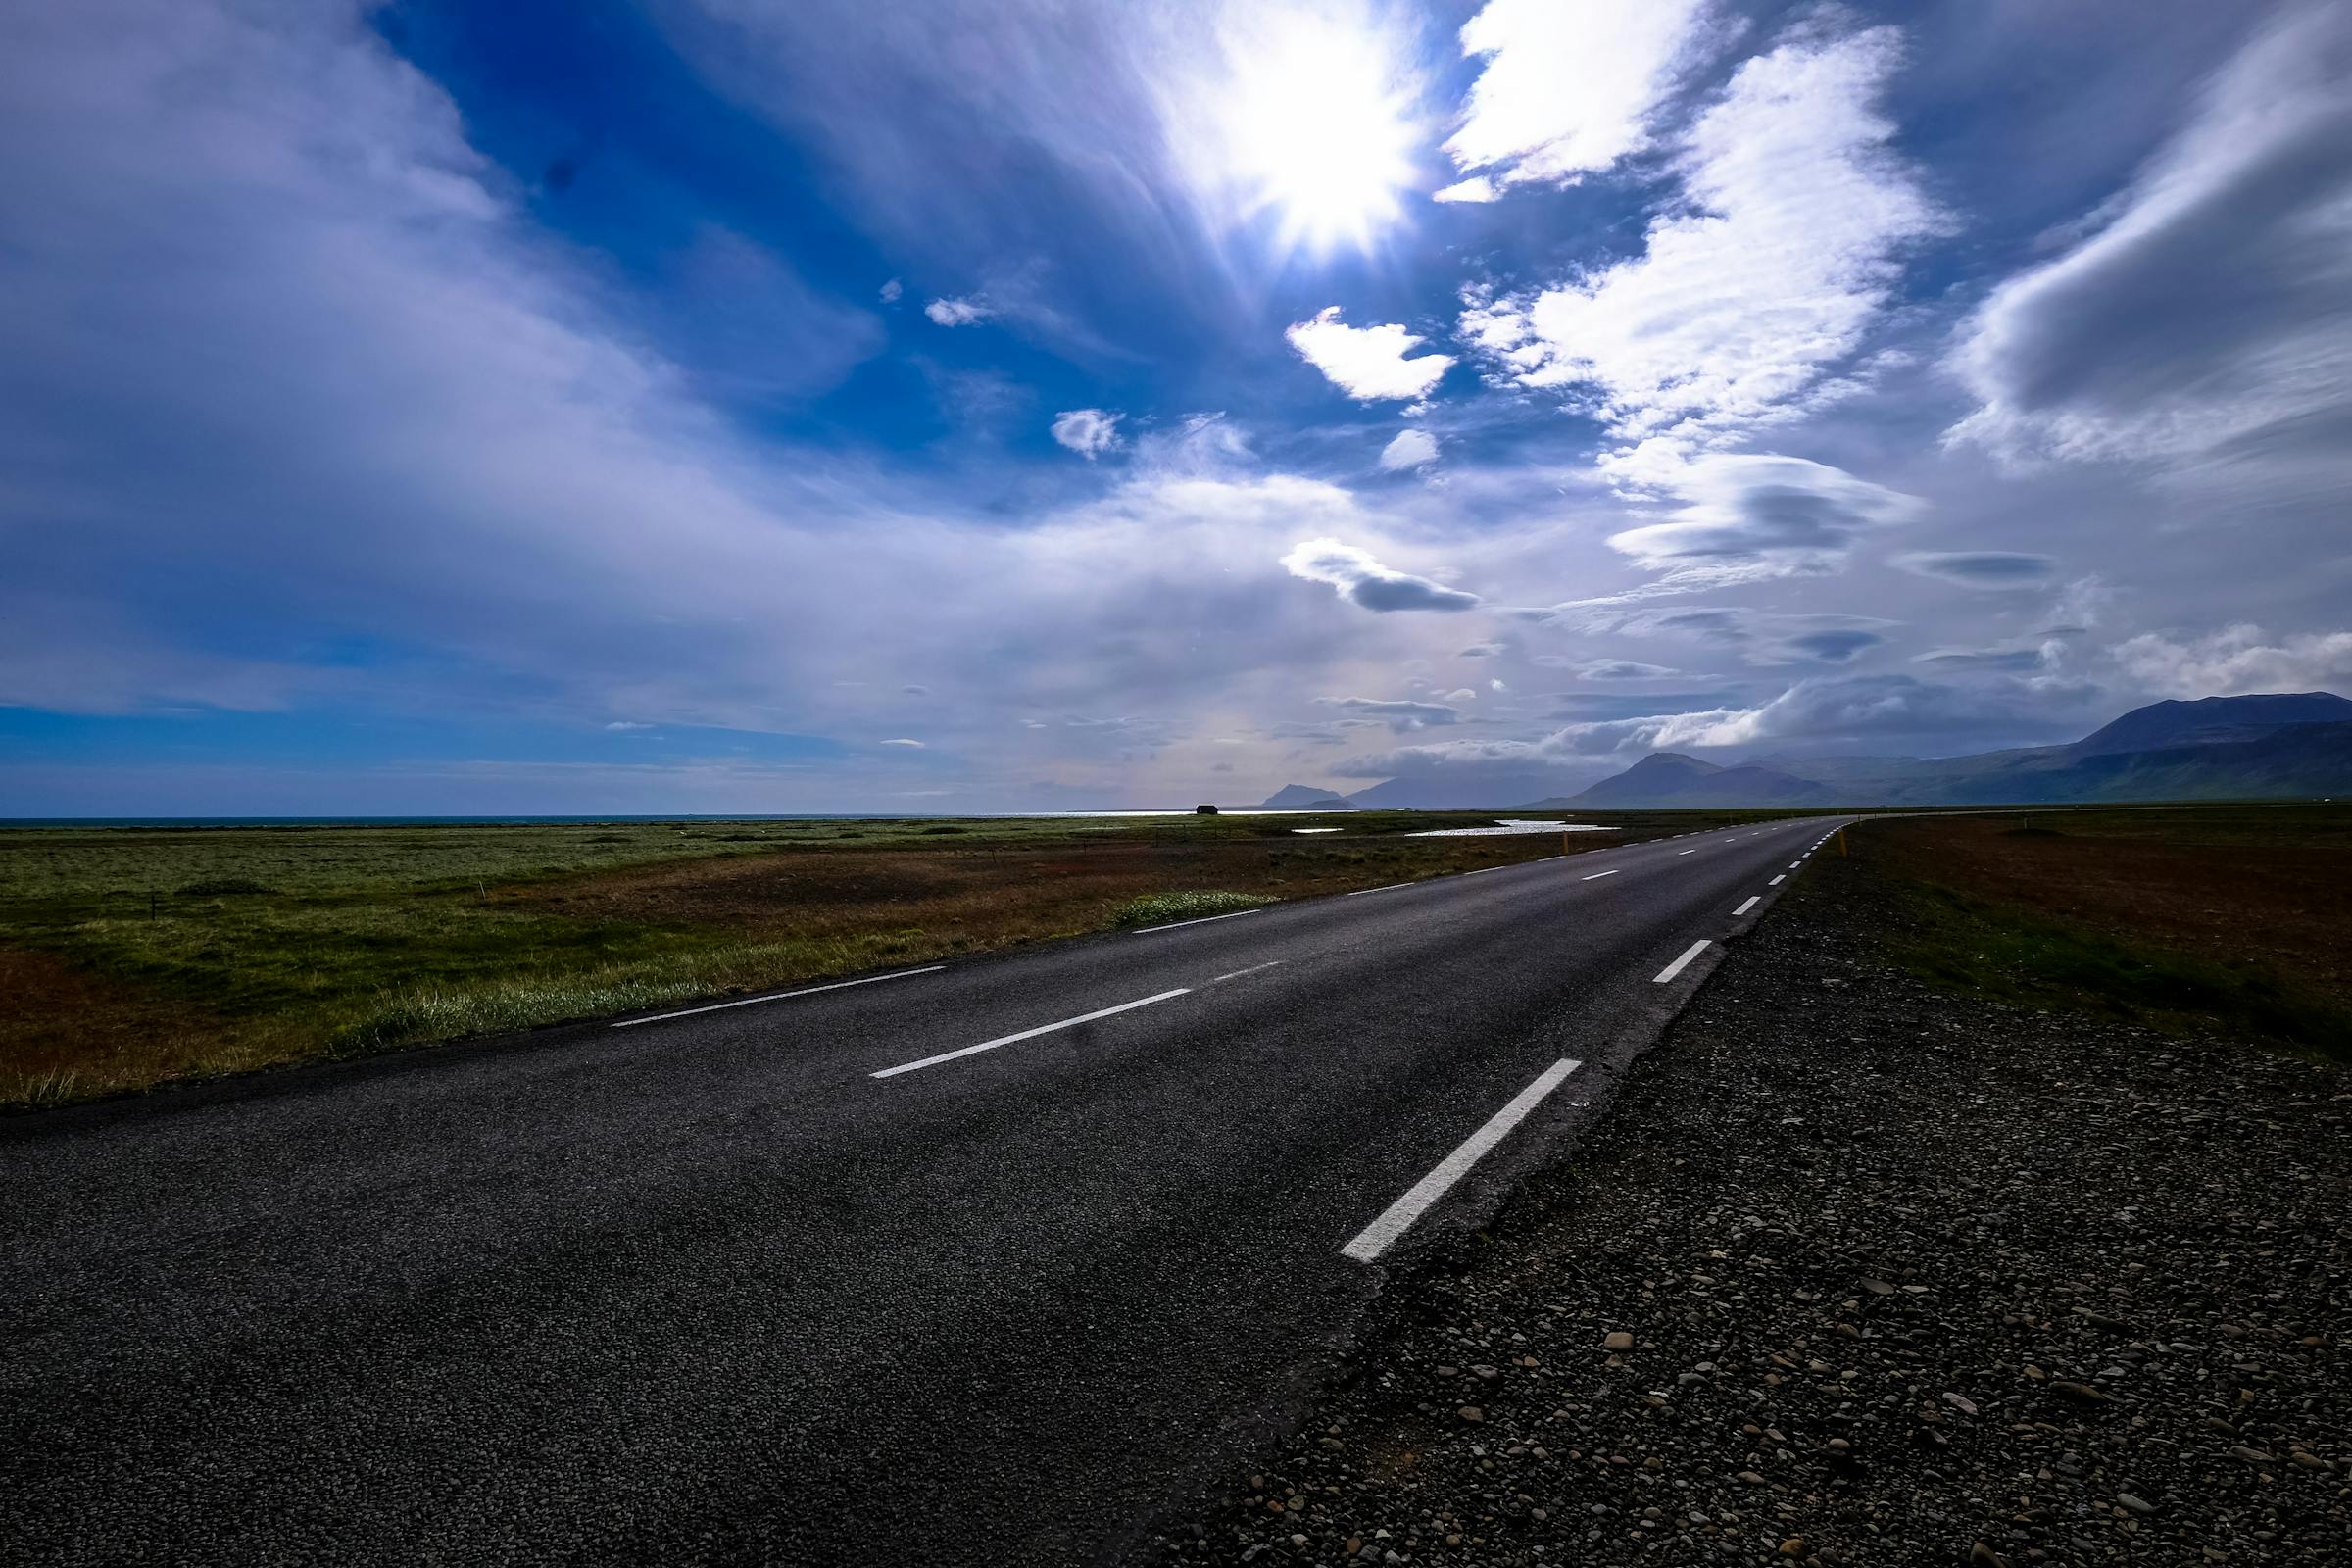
[{"x1": 1218, "y1": 18, "x2": 1420, "y2": 254}]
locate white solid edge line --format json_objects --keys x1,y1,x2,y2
[
  {"x1": 1348, "y1": 881, "x2": 1416, "y2": 897},
  {"x1": 1652, "y1": 939, "x2": 1711, "y2": 984},
  {"x1": 1735, "y1": 895, "x2": 1761, "y2": 915},
  {"x1": 871, "y1": 988, "x2": 1190, "y2": 1079},
  {"x1": 1581, "y1": 868, "x2": 1620, "y2": 881},
  {"x1": 612, "y1": 965, "x2": 947, "y2": 1027},
  {"x1": 1341, "y1": 1057, "x2": 1584, "y2": 1263},
  {"x1": 1770, "y1": 874, "x2": 1786, "y2": 886},
  {"x1": 1129, "y1": 906, "x2": 1262, "y2": 936}
]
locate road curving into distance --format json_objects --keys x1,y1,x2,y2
[{"x1": 1, "y1": 815, "x2": 1852, "y2": 1566}]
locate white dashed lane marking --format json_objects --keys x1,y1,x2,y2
[
  {"x1": 871, "y1": 989, "x2": 1190, "y2": 1080},
  {"x1": 613, "y1": 965, "x2": 946, "y2": 1028},
  {"x1": 1341, "y1": 1057, "x2": 1584, "y2": 1263},
  {"x1": 1652, "y1": 940, "x2": 1711, "y2": 984}
]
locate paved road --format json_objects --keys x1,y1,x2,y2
[{"x1": 1, "y1": 815, "x2": 1850, "y2": 1566}]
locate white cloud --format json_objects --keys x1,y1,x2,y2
[
  {"x1": 1947, "y1": 5, "x2": 2352, "y2": 482},
  {"x1": 924, "y1": 295, "x2": 993, "y2": 326},
  {"x1": 1050, "y1": 408, "x2": 1124, "y2": 459},
  {"x1": 605, "y1": 720, "x2": 654, "y2": 731},
  {"x1": 1286, "y1": 307, "x2": 1454, "y2": 402},
  {"x1": 879, "y1": 737, "x2": 926, "y2": 748},
  {"x1": 1432, "y1": 176, "x2": 1497, "y2": 204},
  {"x1": 1444, "y1": 0, "x2": 1718, "y2": 191},
  {"x1": 1604, "y1": 454, "x2": 1924, "y2": 587},
  {"x1": 878, "y1": 277, "x2": 903, "y2": 303},
  {"x1": 1378, "y1": 428, "x2": 1439, "y2": 471},
  {"x1": 1282, "y1": 537, "x2": 1480, "y2": 612},
  {"x1": 2112, "y1": 626, "x2": 2352, "y2": 698},
  {"x1": 1458, "y1": 25, "x2": 1940, "y2": 453}
]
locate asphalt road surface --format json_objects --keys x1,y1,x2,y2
[{"x1": 2, "y1": 815, "x2": 1851, "y2": 1566}]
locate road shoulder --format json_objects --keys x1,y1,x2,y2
[{"x1": 1156, "y1": 844, "x2": 2351, "y2": 1568}]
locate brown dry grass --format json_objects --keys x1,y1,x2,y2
[
  {"x1": 0, "y1": 948, "x2": 293, "y2": 1107},
  {"x1": 516, "y1": 834, "x2": 1583, "y2": 938},
  {"x1": 1861, "y1": 808, "x2": 2352, "y2": 1008}
]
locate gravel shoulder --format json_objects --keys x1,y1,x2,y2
[{"x1": 1155, "y1": 842, "x2": 2350, "y2": 1568}]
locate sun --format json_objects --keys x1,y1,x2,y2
[{"x1": 1216, "y1": 16, "x2": 1421, "y2": 255}]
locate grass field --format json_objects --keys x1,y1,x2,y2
[
  {"x1": 1843, "y1": 804, "x2": 2352, "y2": 1059},
  {"x1": 0, "y1": 808, "x2": 1811, "y2": 1108}
]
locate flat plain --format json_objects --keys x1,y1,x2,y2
[{"x1": 0, "y1": 807, "x2": 1822, "y2": 1107}]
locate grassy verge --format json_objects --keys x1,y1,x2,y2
[
  {"x1": 1108, "y1": 891, "x2": 1271, "y2": 926},
  {"x1": 1839, "y1": 805, "x2": 2352, "y2": 1059},
  {"x1": 2, "y1": 808, "x2": 1815, "y2": 1107}
]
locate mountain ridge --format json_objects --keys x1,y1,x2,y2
[
  {"x1": 1284, "y1": 693, "x2": 2352, "y2": 810},
  {"x1": 1540, "y1": 693, "x2": 2352, "y2": 808}
]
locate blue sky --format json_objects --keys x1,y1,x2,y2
[{"x1": 4, "y1": 0, "x2": 2349, "y2": 813}]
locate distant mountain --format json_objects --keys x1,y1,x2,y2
[
  {"x1": 1559, "y1": 753, "x2": 1833, "y2": 808},
  {"x1": 2066, "y1": 692, "x2": 2352, "y2": 757},
  {"x1": 1344, "y1": 770, "x2": 1591, "y2": 809},
  {"x1": 1916, "y1": 721, "x2": 2352, "y2": 805},
  {"x1": 1258, "y1": 784, "x2": 1355, "y2": 809},
  {"x1": 1497, "y1": 692, "x2": 2352, "y2": 809}
]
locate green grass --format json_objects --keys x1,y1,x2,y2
[
  {"x1": 323, "y1": 930, "x2": 949, "y2": 1056},
  {"x1": 1108, "y1": 890, "x2": 1272, "y2": 926}
]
